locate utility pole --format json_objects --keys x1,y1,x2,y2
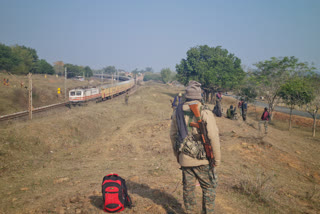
[
  {"x1": 101, "y1": 68, "x2": 104, "y2": 83},
  {"x1": 112, "y1": 73, "x2": 114, "y2": 86},
  {"x1": 64, "y1": 67, "x2": 67, "y2": 101},
  {"x1": 28, "y1": 73, "x2": 32, "y2": 120}
]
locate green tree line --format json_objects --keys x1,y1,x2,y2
[
  {"x1": 0, "y1": 43, "x2": 54, "y2": 75},
  {"x1": 64, "y1": 64, "x2": 93, "y2": 78},
  {"x1": 0, "y1": 43, "x2": 93, "y2": 78}
]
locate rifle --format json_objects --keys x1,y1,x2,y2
[{"x1": 188, "y1": 103, "x2": 215, "y2": 168}]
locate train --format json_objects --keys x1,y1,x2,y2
[{"x1": 68, "y1": 79, "x2": 135, "y2": 104}]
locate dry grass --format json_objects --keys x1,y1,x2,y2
[
  {"x1": 233, "y1": 168, "x2": 277, "y2": 208},
  {"x1": 0, "y1": 72, "x2": 106, "y2": 115},
  {"x1": 0, "y1": 82, "x2": 320, "y2": 213}
]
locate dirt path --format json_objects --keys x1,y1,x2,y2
[{"x1": 0, "y1": 82, "x2": 319, "y2": 214}]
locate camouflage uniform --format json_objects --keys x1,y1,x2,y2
[
  {"x1": 259, "y1": 109, "x2": 270, "y2": 134},
  {"x1": 259, "y1": 120, "x2": 268, "y2": 133},
  {"x1": 170, "y1": 100, "x2": 221, "y2": 214},
  {"x1": 183, "y1": 165, "x2": 218, "y2": 214},
  {"x1": 241, "y1": 101, "x2": 247, "y2": 121},
  {"x1": 170, "y1": 81, "x2": 221, "y2": 214}
]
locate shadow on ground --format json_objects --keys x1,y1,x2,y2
[
  {"x1": 90, "y1": 181, "x2": 185, "y2": 214},
  {"x1": 89, "y1": 195, "x2": 103, "y2": 210}
]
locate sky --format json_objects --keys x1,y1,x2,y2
[{"x1": 0, "y1": 0, "x2": 319, "y2": 72}]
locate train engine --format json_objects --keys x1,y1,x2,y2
[{"x1": 69, "y1": 87, "x2": 100, "y2": 103}]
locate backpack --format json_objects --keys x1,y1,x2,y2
[{"x1": 102, "y1": 174, "x2": 132, "y2": 213}]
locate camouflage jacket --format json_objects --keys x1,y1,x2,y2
[{"x1": 170, "y1": 100, "x2": 221, "y2": 167}]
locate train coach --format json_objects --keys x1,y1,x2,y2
[{"x1": 69, "y1": 79, "x2": 134, "y2": 104}]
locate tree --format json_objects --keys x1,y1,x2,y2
[
  {"x1": 0, "y1": 43, "x2": 19, "y2": 71},
  {"x1": 64, "y1": 63, "x2": 82, "y2": 78},
  {"x1": 92, "y1": 68, "x2": 104, "y2": 75},
  {"x1": 143, "y1": 72, "x2": 162, "y2": 81},
  {"x1": 35, "y1": 59, "x2": 54, "y2": 74},
  {"x1": 21, "y1": 46, "x2": 38, "y2": 73},
  {"x1": 170, "y1": 71, "x2": 177, "y2": 82},
  {"x1": 176, "y1": 45, "x2": 245, "y2": 103},
  {"x1": 160, "y1": 68, "x2": 172, "y2": 83},
  {"x1": 306, "y1": 74, "x2": 320, "y2": 137},
  {"x1": 54, "y1": 61, "x2": 65, "y2": 75},
  {"x1": 251, "y1": 56, "x2": 315, "y2": 120},
  {"x1": 84, "y1": 66, "x2": 93, "y2": 77},
  {"x1": 132, "y1": 68, "x2": 145, "y2": 78},
  {"x1": 279, "y1": 77, "x2": 314, "y2": 130},
  {"x1": 239, "y1": 86, "x2": 258, "y2": 102},
  {"x1": 131, "y1": 68, "x2": 138, "y2": 76},
  {"x1": 145, "y1": 67, "x2": 154, "y2": 73},
  {"x1": 11, "y1": 45, "x2": 36, "y2": 75},
  {"x1": 104, "y1": 66, "x2": 117, "y2": 74}
]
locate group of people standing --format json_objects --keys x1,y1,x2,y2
[{"x1": 213, "y1": 92, "x2": 248, "y2": 121}]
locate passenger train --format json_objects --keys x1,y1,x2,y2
[{"x1": 69, "y1": 79, "x2": 134, "y2": 104}]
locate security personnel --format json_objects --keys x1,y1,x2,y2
[
  {"x1": 170, "y1": 81, "x2": 221, "y2": 214},
  {"x1": 125, "y1": 93, "x2": 129, "y2": 105},
  {"x1": 172, "y1": 93, "x2": 182, "y2": 110}
]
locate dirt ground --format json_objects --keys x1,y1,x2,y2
[{"x1": 0, "y1": 82, "x2": 319, "y2": 214}]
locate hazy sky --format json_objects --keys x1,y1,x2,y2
[{"x1": 0, "y1": 0, "x2": 319, "y2": 72}]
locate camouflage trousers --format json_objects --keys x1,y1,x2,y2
[
  {"x1": 216, "y1": 100, "x2": 222, "y2": 113},
  {"x1": 182, "y1": 165, "x2": 218, "y2": 214},
  {"x1": 259, "y1": 120, "x2": 268, "y2": 134},
  {"x1": 242, "y1": 110, "x2": 247, "y2": 121}
]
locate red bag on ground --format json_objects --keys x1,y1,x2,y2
[{"x1": 102, "y1": 173, "x2": 132, "y2": 213}]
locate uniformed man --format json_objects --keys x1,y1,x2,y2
[
  {"x1": 226, "y1": 105, "x2": 236, "y2": 119},
  {"x1": 170, "y1": 81, "x2": 221, "y2": 214},
  {"x1": 172, "y1": 93, "x2": 182, "y2": 110},
  {"x1": 259, "y1": 107, "x2": 270, "y2": 134},
  {"x1": 125, "y1": 93, "x2": 129, "y2": 105},
  {"x1": 241, "y1": 99, "x2": 248, "y2": 121}
]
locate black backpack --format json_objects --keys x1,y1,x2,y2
[{"x1": 102, "y1": 174, "x2": 132, "y2": 213}]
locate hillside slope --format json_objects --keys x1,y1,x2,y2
[
  {"x1": 0, "y1": 82, "x2": 319, "y2": 214},
  {"x1": 0, "y1": 73, "x2": 105, "y2": 115}
]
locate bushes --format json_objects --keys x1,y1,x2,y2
[
  {"x1": 143, "y1": 72, "x2": 162, "y2": 82},
  {"x1": 233, "y1": 169, "x2": 276, "y2": 205}
]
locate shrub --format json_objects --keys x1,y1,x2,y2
[{"x1": 233, "y1": 169, "x2": 276, "y2": 205}]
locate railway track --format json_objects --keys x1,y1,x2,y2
[
  {"x1": 0, "y1": 102, "x2": 69, "y2": 122},
  {"x1": 0, "y1": 85, "x2": 138, "y2": 122}
]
